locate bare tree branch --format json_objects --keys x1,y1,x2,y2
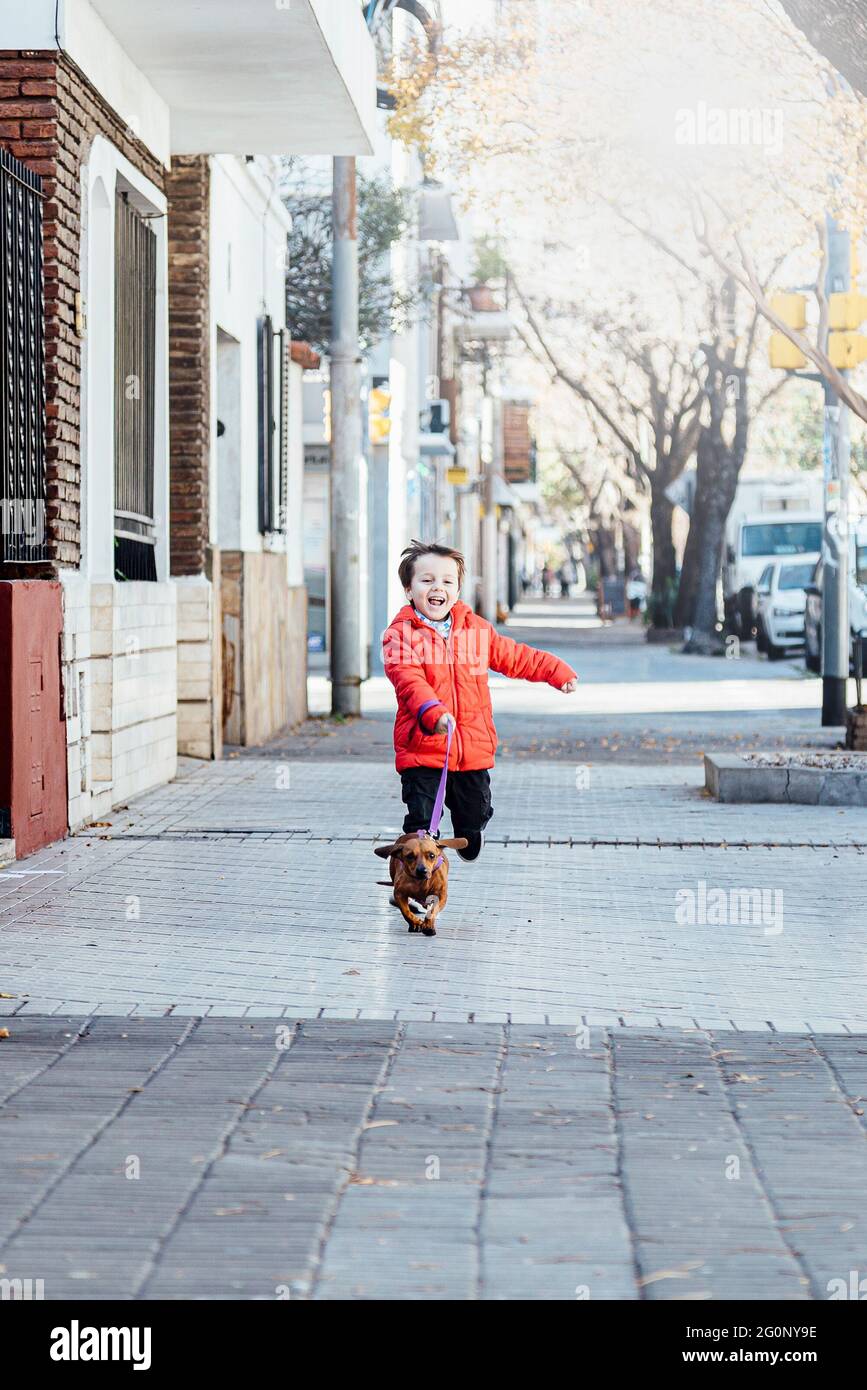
[
  {"x1": 510, "y1": 275, "x2": 650, "y2": 477},
  {"x1": 695, "y1": 197, "x2": 867, "y2": 423}
]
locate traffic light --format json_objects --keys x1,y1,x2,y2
[
  {"x1": 368, "y1": 385, "x2": 391, "y2": 444},
  {"x1": 828, "y1": 332, "x2": 867, "y2": 368},
  {"x1": 828, "y1": 287, "x2": 867, "y2": 367},
  {"x1": 828, "y1": 291, "x2": 867, "y2": 329},
  {"x1": 768, "y1": 292, "x2": 807, "y2": 369}
]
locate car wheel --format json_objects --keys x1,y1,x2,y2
[
  {"x1": 766, "y1": 641, "x2": 786, "y2": 661},
  {"x1": 723, "y1": 594, "x2": 739, "y2": 636},
  {"x1": 755, "y1": 618, "x2": 767, "y2": 654},
  {"x1": 805, "y1": 648, "x2": 820, "y2": 673},
  {"x1": 738, "y1": 587, "x2": 756, "y2": 640}
]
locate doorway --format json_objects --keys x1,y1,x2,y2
[{"x1": 216, "y1": 329, "x2": 242, "y2": 744}]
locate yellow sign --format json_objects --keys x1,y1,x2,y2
[{"x1": 447, "y1": 467, "x2": 469, "y2": 486}]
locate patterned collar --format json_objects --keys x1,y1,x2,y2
[{"x1": 412, "y1": 605, "x2": 453, "y2": 638}]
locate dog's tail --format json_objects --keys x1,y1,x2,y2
[{"x1": 376, "y1": 880, "x2": 393, "y2": 887}]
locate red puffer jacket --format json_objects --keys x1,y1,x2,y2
[{"x1": 383, "y1": 601, "x2": 577, "y2": 772}]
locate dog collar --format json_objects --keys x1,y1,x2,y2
[{"x1": 416, "y1": 830, "x2": 443, "y2": 870}]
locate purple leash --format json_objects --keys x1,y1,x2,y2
[{"x1": 416, "y1": 700, "x2": 453, "y2": 844}]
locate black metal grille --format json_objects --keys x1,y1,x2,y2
[
  {"x1": 278, "y1": 328, "x2": 289, "y2": 533},
  {"x1": 0, "y1": 150, "x2": 47, "y2": 564},
  {"x1": 114, "y1": 190, "x2": 156, "y2": 577},
  {"x1": 257, "y1": 314, "x2": 278, "y2": 534},
  {"x1": 114, "y1": 532, "x2": 156, "y2": 582}
]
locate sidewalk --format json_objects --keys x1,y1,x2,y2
[
  {"x1": 1, "y1": 597, "x2": 866, "y2": 1299},
  {"x1": 2, "y1": 1016, "x2": 866, "y2": 1300},
  {"x1": 0, "y1": 756, "x2": 866, "y2": 1027}
]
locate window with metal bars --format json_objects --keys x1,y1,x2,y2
[
  {"x1": 114, "y1": 190, "x2": 157, "y2": 581},
  {"x1": 257, "y1": 317, "x2": 289, "y2": 535},
  {"x1": 0, "y1": 150, "x2": 47, "y2": 565}
]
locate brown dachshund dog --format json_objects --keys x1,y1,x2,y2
[{"x1": 374, "y1": 831, "x2": 468, "y2": 935}]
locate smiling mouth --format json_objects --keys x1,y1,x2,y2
[{"x1": 427, "y1": 595, "x2": 447, "y2": 608}]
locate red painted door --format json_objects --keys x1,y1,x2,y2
[
  {"x1": 0, "y1": 581, "x2": 68, "y2": 859},
  {"x1": 29, "y1": 658, "x2": 45, "y2": 819}
]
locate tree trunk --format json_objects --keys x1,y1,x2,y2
[
  {"x1": 622, "y1": 519, "x2": 641, "y2": 574},
  {"x1": 591, "y1": 524, "x2": 618, "y2": 579},
  {"x1": 673, "y1": 513, "x2": 701, "y2": 628},
  {"x1": 681, "y1": 423, "x2": 742, "y2": 652},
  {"x1": 679, "y1": 293, "x2": 749, "y2": 650},
  {"x1": 781, "y1": 1, "x2": 867, "y2": 99},
  {"x1": 649, "y1": 484, "x2": 676, "y2": 622}
]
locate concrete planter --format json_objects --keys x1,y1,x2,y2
[{"x1": 705, "y1": 751, "x2": 867, "y2": 805}]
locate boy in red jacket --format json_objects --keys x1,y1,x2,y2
[{"x1": 383, "y1": 539, "x2": 577, "y2": 861}]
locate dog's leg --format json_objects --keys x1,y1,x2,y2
[
  {"x1": 395, "y1": 895, "x2": 427, "y2": 933},
  {"x1": 421, "y1": 894, "x2": 443, "y2": 937}
]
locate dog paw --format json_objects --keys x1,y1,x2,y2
[{"x1": 421, "y1": 923, "x2": 437, "y2": 936}]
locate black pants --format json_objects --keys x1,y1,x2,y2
[{"x1": 401, "y1": 767, "x2": 493, "y2": 838}]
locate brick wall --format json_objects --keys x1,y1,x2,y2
[
  {"x1": 0, "y1": 50, "x2": 165, "y2": 577},
  {"x1": 166, "y1": 154, "x2": 211, "y2": 577}
]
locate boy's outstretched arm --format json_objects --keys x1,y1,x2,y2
[{"x1": 486, "y1": 624, "x2": 577, "y2": 690}]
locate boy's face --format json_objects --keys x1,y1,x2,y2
[{"x1": 406, "y1": 553, "x2": 461, "y2": 621}]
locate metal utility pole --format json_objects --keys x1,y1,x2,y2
[
  {"x1": 330, "y1": 156, "x2": 362, "y2": 717},
  {"x1": 821, "y1": 217, "x2": 851, "y2": 727},
  {"x1": 479, "y1": 379, "x2": 499, "y2": 624}
]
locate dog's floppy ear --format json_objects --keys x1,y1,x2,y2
[
  {"x1": 438, "y1": 837, "x2": 468, "y2": 850},
  {"x1": 374, "y1": 841, "x2": 403, "y2": 858}
]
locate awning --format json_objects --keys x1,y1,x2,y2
[
  {"x1": 490, "y1": 474, "x2": 522, "y2": 508},
  {"x1": 419, "y1": 432, "x2": 456, "y2": 460},
  {"x1": 508, "y1": 481, "x2": 542, "y2": 504},
  {"x1": 34, "y1": 0, "x2": 376, "y2": 160},
  {"x1": 457, "y1": 310, "x2": 513, "y2": 343},
  {"x1": 418, "y1": 181, "x2": 459, "y2": 242}
]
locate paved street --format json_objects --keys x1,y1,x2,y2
[
  {"x1": 2, "y1": 598, "x2": 866, "y2": 1299},
  {"x1": 2, "y1": 1018, "x2": 867, "y2": 1300}
]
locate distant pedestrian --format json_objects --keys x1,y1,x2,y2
[
  {"x1": 559, "y1": 560, "x2": 573, "y2": 598},
  {"x1": 542, "y1": 565, "x2": 554, "y2": 597},
  {"x1": 626, "y1": 566, "x2": 647, "y2": 620}
]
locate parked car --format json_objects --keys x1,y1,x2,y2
[
  {"x1": 804, "y1": 559, "x2": 823, "y2": 672},
  {"x1": 722, "y1": 473, "x2": 824, "y2": 638},
  {"x1": 803, "y1": 525, "x2": 867, "y2": 673},
  {"x1": 754, "y1": 557, "x2": 818, "y2": 660}
]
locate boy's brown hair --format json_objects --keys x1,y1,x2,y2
[{"x1": 398, "y1": 539, "x2": 465, "y2": 591}]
